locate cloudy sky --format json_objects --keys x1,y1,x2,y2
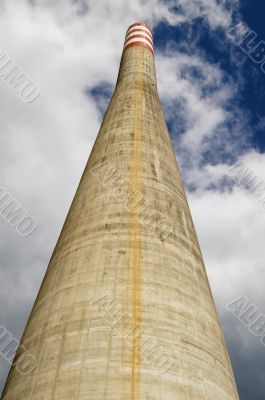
[{"x1": 0, "y1": 0, "x2": 265, "y2": 399}]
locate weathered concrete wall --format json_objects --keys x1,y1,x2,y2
[{"x1": 1, "y1": 25, "x2": 240, "y2": 400}]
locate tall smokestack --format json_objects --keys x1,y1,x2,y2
[{"x1": 1, "y1": 23, "x2": 240, "y2": 400}]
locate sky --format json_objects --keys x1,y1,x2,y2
[{"x1": 0, "y1": 1, "x2": 265, "y2": 399}]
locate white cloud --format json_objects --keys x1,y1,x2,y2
[
  {"x1": 177, "y1": 0, "x2": 239, "y2": 29},
  {"x1": 156, "y1": 48, "x2": 247, "y2": 177},
  {"x1": 181, "y1": 150, "x2": 265, "y2": 325}
]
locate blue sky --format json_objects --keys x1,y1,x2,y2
[
  {"x1": 0, "y1": 1, "x2": 265, "y2": 399},
  {"x1": 240, "y1": 0, "x2": 265, "y2": 151}
]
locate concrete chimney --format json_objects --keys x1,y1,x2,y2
[{"x1": 1, "y1": 23, "x2": 240, "y2": 400}]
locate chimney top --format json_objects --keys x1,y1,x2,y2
[
  {"x1": 124, "y1": 22, "x2": 154, "y2": 55},
  {"x1": 127, "y1": 22, "x2": 152, "y2": 33}
]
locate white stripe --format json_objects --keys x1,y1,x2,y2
[
  {"x1": 126, "y1": 31, "x2": 153, "y2": 43},
  {"x1": 127, "y1": 25, "x2": 152, "y2": 38},
  {"x1": 127, "y1": 27, "x2": 152, "y2": 40},
  {"x1": 124, "y1": 37, "x2": 154, "y2": 50}
]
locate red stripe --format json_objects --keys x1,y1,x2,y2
[
  {"x1": 123, "y1": 41, "x2": 154, "y2": 55},
  {"x1": 127, "y1": 22, "x2": 152, "y2": 34},
  {"x1": 125, "y1": 34, "x2": 153, "y2": 47},
  {"x1": 126, "y1": 28, "x2": 153, "y2": 40}
]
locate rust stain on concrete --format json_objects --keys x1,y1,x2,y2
[{"x1": 129, "y1": 49, "x2": 144, "y2": 400}]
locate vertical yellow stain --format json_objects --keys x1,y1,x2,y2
[{"x1": 129, "y1": 47, "x2": 144, "y2": 400}]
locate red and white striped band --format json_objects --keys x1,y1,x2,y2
[{"x1": 123, "y1": 22, "x2": 154, "y2": 55}]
